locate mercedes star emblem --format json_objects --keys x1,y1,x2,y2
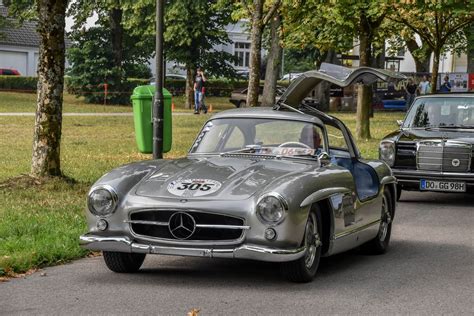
[
  {"x1": 451, "y1": 159, "x2": 461, "y2": 167},
  {"x1": 168, "y1": 212, "x2": 196, "y2": 239}
]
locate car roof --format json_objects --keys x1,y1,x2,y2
[{"x1": 211, "y1": 107, "x2": 324, "y2": 125}]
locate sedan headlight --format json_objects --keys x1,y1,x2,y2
[
  {"x1": 256, "y1": 193, "x2": 288, "y2": 224},
  {"x1": 87, "y1": 185, "x2": 118, "y2": 217},
  {"x1": 379, "y1": 140, "x2": 395, "y2": 167}
]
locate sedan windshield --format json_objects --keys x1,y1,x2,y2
[
  {"x1": 404, "y1": 97, "x2": 474, "y2": 129},
  {"x1": 190, "y1": 118, "x2": 325, "y2": 156}
]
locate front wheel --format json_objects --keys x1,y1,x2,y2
[
  {"x1": 103, "y1": 251, "x2": 146, "y2": 273},
  {"x1": 362, "y1": 187, "x2": 394, "y2": 255},
  {"x1": 280, "y1": 207, "x2": 322, "y2": 283}
]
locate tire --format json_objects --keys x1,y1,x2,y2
[
  {"x1": 281, "y1": 206, "x2": 322, "y2": 283},
  {"x1": 362, "y1": 187, "x2": 394, "y2": 255},
  {"x1": 103, "y1": 251, "x2": 146, "y2": 273},
  {"x1": 238, "y1": 101, "x2": 246, "y2": 108},
  {"x1": 396, "y1": 184, "x2": 402, "y2": 201}
]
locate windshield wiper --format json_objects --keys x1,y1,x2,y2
[{"x1": 220, "y1": 145, "x2": 272, "y2": 156}]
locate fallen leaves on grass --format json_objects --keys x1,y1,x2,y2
[{"x1": 187, "y1": 308, "x2": 201, "y2": 316}]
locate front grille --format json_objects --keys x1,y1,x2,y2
[
  {"x1": 128, "y1": 210, "x2": 247, "y2": 241},
  {"x1": 416, "y1": 140, "x2": 472, "y2": 172},
  {"x1": 397, "y1": 141, "x2": 416, "y2": 155}
]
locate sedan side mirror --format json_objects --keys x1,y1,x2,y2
[{"x1": 318, "y1": 151, "x2": 331, "y2": 166}]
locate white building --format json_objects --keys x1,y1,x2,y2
[{"x1": 0, "y1": 4, "x2": 40, "y2": 76}]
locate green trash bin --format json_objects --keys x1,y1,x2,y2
[{"x1": 131, "y1": 85, "x2": 172, "y2": 154}]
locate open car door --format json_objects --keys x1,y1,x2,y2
[{"x1": 277, "y1": 63, "x2": 406, "y2": 108}]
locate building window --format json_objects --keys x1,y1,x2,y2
[{"x1": 234, "y1": 42, "x2": 251, "y2": 67}]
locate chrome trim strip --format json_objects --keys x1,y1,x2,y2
[
  {"x1": 380, "y1": 175, "x2": 397, "y2": 186},
  {"x1": 124, "y1": 220, "x2": 168, "y2": 226},
  {"x1": 195, "y1": 224, "x2": 250, "y2": 230},
  {"x1": 300, "y1": 187, "x2": 352, "y2": 207},
  {"x1": 334, "y1": 219, "x2": 381, "y2": 240},
  {"x1": 79, "y1": 234, "x2": 305, "y2": 263}
]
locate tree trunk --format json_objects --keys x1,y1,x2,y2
[
  {"x1": 430, "y1": 50, "x2": 440, "y2": 93},
  {"x1": 405, "y1": 38, "x2": 432, "y2": 73},
  {"x1": 261, "y1": 14, "x2": 281, "y2": 107},
  {"x1": 185, "y1": 66, "x2": 194, "y2": 109},
  {"x1": 467, "y1": 24, "x2": 474, "y2": 73},
  {"x1": 109, "y1": 7, "x2": 123, "y2": 71},
  {"x1": 246, "y1": 0, "x2": 264, "y2": 107},
  {"x1": 31, "y1": 0, "x2": 67, "y2": 177},
  {"x1": 356, "y1": 84, "x2": 372, "y2": 140},
  {"x1": 356, "y1": 16, "x2": 372, "y2": 140}
]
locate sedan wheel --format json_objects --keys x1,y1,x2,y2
[{"x1": 281, "y1": 207, "x2": 322, "y2": 283}]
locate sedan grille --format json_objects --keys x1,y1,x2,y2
[
  {"x1": 127, "y1": 210, "x2": 248, "y2": 241},
  {"x1": 416, "y1": 140, "x2": 472, "y2": 172}
]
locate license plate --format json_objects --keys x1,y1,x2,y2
[{"x1": 420, "y1": 179, "x2": 466, "y2": 192}]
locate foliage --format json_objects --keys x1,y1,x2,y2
[
  {"x1": 123, "y1": 0, "x2": 237, "y2": 78},
  {"x1": 388, "y1": 1, "x2": 474, "y2": 91},
  {"x1": 0, "y1": 76, "x2": 38, "y2": 92},
  {"x1": 67, "y1": 23, "x2": 152, "y2": 104}
]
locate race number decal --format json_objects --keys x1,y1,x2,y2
[{"x1": 167, "y1": 179, "x2": 222, "y2": 197}]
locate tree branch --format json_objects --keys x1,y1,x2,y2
[{"x1": 262, "y1": 0, "x2": 281, "y2": 26}]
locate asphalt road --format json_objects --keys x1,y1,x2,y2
[{"x1": 1, "y1": 191, "x2": 473, "y2": 315}]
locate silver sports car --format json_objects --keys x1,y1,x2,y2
[{"x1": 80, "y1": 64, "x2": 403, "y2": 282}]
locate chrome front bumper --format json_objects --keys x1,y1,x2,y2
[
  {"x1": 79, "y1": 234, "x2": 306, "y2": 263},
  {"x1": 393, "y1": 169, "x2": 474, "y2": 186}
]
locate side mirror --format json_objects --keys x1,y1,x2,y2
[
  {"x1": 318, "y1": 151, "x2": 331, "y2": 166},
  {"x1": 397, "y1": 120, "x2": 403, "y2": 128}
]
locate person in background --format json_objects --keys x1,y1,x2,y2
[
  {"x1": 193, "y1": 67, "x2": 207, "y2": 114},
  {"x1": 418, "y1": 75, "x2": 431, "y2": 95},
  {"x1": 404, "y1": 77, "x2": 417, "y2": 108},
  {"x1": 440, "y1": 75, "x2": 452, "y2": 93}
]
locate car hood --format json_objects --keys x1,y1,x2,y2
[
  {"x1": 134, "y1": 156, "x2": 316, "y2": 200},
  {"x1": 397, "y1": 128, "x2": 474, "y2": 144}
]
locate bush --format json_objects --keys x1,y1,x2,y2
[
  {"x1": 165, "y1": 78, "x2": 250, "y2": 97},
  {"x1": 65, "y1": 77, "x2": 150, "y2": 105},
  {"x1": 0, "y1": 76, "x2": 37, "y2": 92}
]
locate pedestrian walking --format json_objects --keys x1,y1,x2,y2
[
  {"x1": 418, "y1": 75, "x2": 431, "y2": 95},
  {"x1": 404, "y1": 78, "x2": 417, "y2": 108},
  {"x1": 440, "y1": 75, "x2": 452, "y2": 93},
  {"x1": 194, "y1": 67, "x2": 207, "y2": 114}
]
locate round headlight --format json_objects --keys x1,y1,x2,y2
[
  {"x1": 379, "y1": 140, "x2": 395, "y2": 167},
  {"x1": 256, "y1": 194, "x2": 288, "y2": 224},
  {"x1": 87, "y1": 185, "x2": 118, "y2": 217}
]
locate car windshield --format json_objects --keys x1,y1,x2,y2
[
  {"x1": 190, "y1": 118, "x2": 325, "y2": 157},
  {"x1": 403, "y1": 97, "x2": 474, "y2": 129}
]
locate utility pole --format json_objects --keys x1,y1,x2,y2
[{"x1": 153, "y1": 0, "x2": 164, "y2": 159}]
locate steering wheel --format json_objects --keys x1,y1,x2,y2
[{"x1": 278, "y1": 141, "x2": 311, "y2": 149}]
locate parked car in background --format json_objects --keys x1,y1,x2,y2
[
  {"x1": 379, "y1": 94, "x2": 474, "y2": 199},
  {"x1": 229, "y1": 85, "x2": 286, "y2": 108},
  {"x1": 236, "y1": 70, "x2": 249, "y2": 79},
  {"x1": 165, "y1": 74, "x2": 186, "y2": 80},
  {"x1": 80, "y1": 64, "x2": 402, "y2": 282},
  {"x1": 0, "y1": 68, "x2": 20, "y2": 75}
]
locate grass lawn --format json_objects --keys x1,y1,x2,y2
[
  {"x1": 0, "y1": 92, "x2": 404, "y2": 277},
  {"x1": 0, "y1": 91, "x2": 234, "y2": 113}
]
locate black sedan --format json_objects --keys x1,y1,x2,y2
[{"x1": 379, "y1": 94, "x2": 474, "y2": 199}]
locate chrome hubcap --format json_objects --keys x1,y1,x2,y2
[
  {"x1": 304, "y1": 212, "x2": 321, "y2": 269},
  {"x1": 378, "y1": 195, "x2": 391, "y2": 242}
]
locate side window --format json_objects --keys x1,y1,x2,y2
[
  {"x1": 326, "y1": 125, "x2": 350, "y2": 157},
  {"x1": 223, "y1": 127, "x2": 245, "y2": 150}
]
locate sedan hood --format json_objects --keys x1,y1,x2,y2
[
  {"x1": 398, "y1": 128, "x2": 474, "y2": 144},
  {"x1": 135, "y1": 156, "x2": 315, "y2": 200}
]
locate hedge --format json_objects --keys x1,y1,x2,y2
[{"x1": 0, "y1": 76, "x2": 37, "y2": 92}]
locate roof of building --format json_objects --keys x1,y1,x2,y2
[{"x1": 0, "y1": 5, "x2": 41, "y2": 48}]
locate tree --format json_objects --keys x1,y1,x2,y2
[
  {"x1": 389, "y1": 2, "x2": 474, "y2": 92},
  {"x1": 467, "y1": 23, "x2": 474, "y2": 74},
  {"x1": 282, "y1": 0, "x2": 388, "y2": 140},
  {"x1": 240, "y1": 0, "x2": 280, "y2": 107},
  {"x1": 67, "y1": 0, "x2": 153, "y2": 105},
  {"x1": 261, "y1": 13, "x2": 282, "y2": 107},
  {"x1": 124, "y1": 0, "x2": 236, "y2": 109}
]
